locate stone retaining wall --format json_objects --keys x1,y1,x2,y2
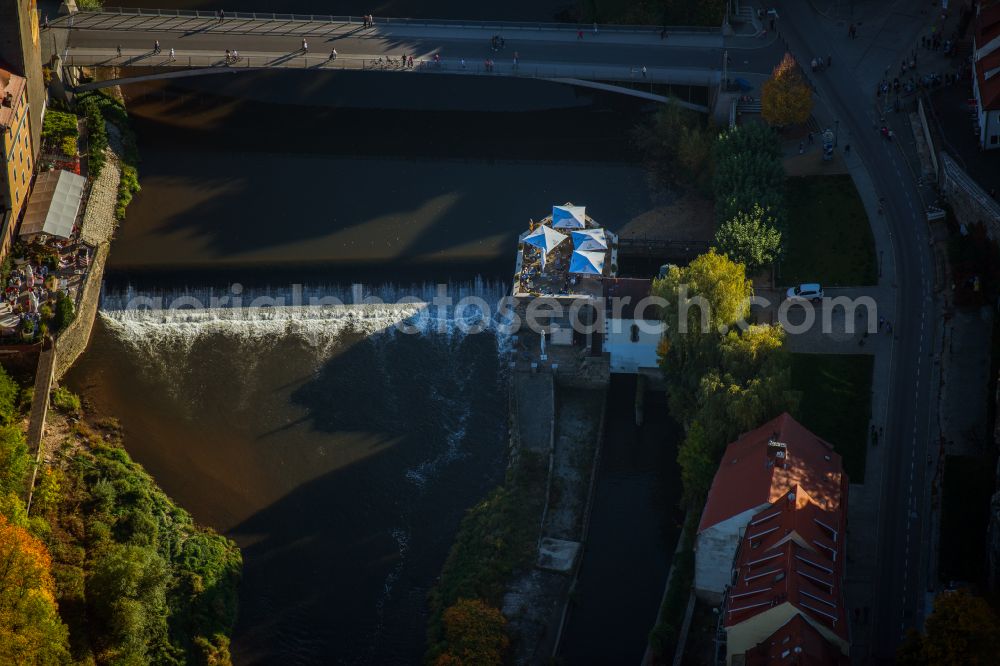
[
  {"x1": 53, "y1": 241, "x2": 109, "y2": 379},
  {"x1": 940, "y1": 153, "x2": 1000, "y2": 238}
]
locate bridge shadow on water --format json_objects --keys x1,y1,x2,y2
[{"x1": 110, "y1": 73, "x2": 656, "y2": 274}]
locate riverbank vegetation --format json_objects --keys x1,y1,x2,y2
[
  {"x1": 75, "y1": 90, "x2": 141, "y2": 221},
  {"x1": 426, "y1": 449, "x2": 548, "y2": 665},
  {"x1": 0, "y1": 364, "x2": 241, "y2": 665}
]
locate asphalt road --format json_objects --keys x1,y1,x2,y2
[{"x1": 774, "y1": 1, "x2": 936, "y2": 662}]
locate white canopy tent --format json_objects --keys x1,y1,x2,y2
[
  {"x1": 523, "y1": 224, "x2": 567, "y2": 267},
  {"x1": 571, "y1": 228, "x2": 608, "y2": 252},
  {"x1": 552, "y1": 204, "x2": 586, "y2": 229},
  {"x1": 19, "y1": 170, "x2": 86, "y2": 240},
  {"x1": 570, "y1": 249, "x2": 606, "y2": 275}
]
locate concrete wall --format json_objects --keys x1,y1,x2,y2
[{"x1": 694, "y1": 506, "x2": 764, "y2": 602}]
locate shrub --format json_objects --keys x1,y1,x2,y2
[
  {"x1": 42, "y1": 110, "x2": 78, "y2": 149},
  {"x1": 53, "y1": 292, "x2": 76, "y2": 334},
  {"x1": 0, "y1": 365, "x2": 20, "y2": 425},
  {"x1": 435, "y1": 599, "x2": 509, "y2": 666},
  {"x1": 51, "y1": 387, "x2": 82, "y2": 415},
  {"x1": 116, "y1": 165, "x2": 141, "y2": 221}
]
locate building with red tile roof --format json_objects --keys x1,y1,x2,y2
[
  {"x1": 694, "y1": 413, "x2": 847, "y2": 602},
  {"x1": 724, "y1": 488, "x2": 849, "y2": 664},
  {"x1": 742, "y1": 614, "x2": 850, "y2": 666},
  {"x1": 972, "y1": 1, "x2": 1000, "y2": 149}
]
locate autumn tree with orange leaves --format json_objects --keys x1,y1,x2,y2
[
  {"x1": 761, "y1": 53, "x2": 814, "y2": 127},
  {"x1": 434, "y1": 598, "x2": 509, "y2": 666},
  {"x1": 0, "y1": 514, "x2": 70, "y2": 663}
]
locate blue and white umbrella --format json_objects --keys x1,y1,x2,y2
[
  {"x1": 552, "y1": 204, "x2": 586, "y2": 229},
  {"x1": 570, "y1": 249, "x2": 606, "y2": 275},
  {"x1": 523, "y1": 224, "x2": 567, "y2": 267},
  {"x1": 571, "y1": 228, "x2": 608, "y2": 252}
]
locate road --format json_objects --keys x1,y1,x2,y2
[{"x1": 774, "y1": 1, "x2": 936, "y2": 661}]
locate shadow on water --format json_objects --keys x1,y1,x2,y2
[
  {"x1": 66, "y1": 315, "x2": 509, "y2": 664},
  {"x1": 557, "y1": 375, "x2": 684, "y2": 663},
  {"x1": 106, "y1": 72, "x2": 656, "y2": 286}
]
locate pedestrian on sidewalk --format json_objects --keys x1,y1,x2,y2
[
  {"x1": 219, "y1": 9, "x2": 225, "y2": 23},
  {"x1": 330, "y1": 48, "x2": 338, "y2": 61},
  {"x1": 593, "y1": 22, "x2": 598, "y2": 37},
  {"x1": 577, "y1": 29, "x2": 584, "y2": 39},
  {"x1": 170, "y1": 47, "x2": 175, "y2": 61},
  {"x1": 154, "y1": 40, "x2": 161, "y2": 54},
  {"x1": 302, "y1": 38, "x2": 308, "y2": 52},
  {"x1": 43, "y1": 14, "x2": 48, "y2": 30},
  {"x1": 641, "y1": 65, "x2": 647, "y2": 77},
  {"x1": 660, "y1": 27, "x2": 667, "y2": 40},
  {"x1": 798, "y1": 140, "x2": 804, "y2": 154},
  {"x1": 878, "y1": 316, "x2": 885, "y2": 332},
  {"x1": 117, "y1": 45, "x2": 122, "y2": 58},
  {"x1": 460, "y1": 57, "x2": 466, "y2": 69}
]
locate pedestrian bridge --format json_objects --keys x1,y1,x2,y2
[{"x1": 51, "y1": 7, "x2": 723, "y2": 111}]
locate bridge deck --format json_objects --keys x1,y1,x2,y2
[{"x1": 55, "y1": 10, "x2": 724, "y2": 92}]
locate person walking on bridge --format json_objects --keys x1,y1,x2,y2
[
  {"x1": 154, "y1": 40, "x2": 161, "y2": 54},
  {"x1": 641, "y1": 65, "x2": 647, "y2": 78},
  {"x1": 302, "y1": 38, "x2": 309, "y2": 53},
  {"x1": 116, "y1": 45, "x2": 122, "y2": 58},
  {"x1": 330, "y1": 48, "x2": 337, "y2": 61},
  {"x1": 218, "y1": 9, "x2": 225, "y2": 23},
  {"x1": 169, "y1": 47, "x2": 175, "y2": 61}
]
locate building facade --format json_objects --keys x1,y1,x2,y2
[
  {"x1": 973, "y1": 2, "x2": 1000, "y2": 150},
  {"x1": 0, "y1": 0, "x2": 45, "y2": 157},
  {"x1": 0, "y1": 66, "x2": 32, "y2": 256}
]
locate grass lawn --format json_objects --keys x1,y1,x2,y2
[
  {"x1": 940, "y1": 455, "x2": 995, "y2": 585},
  {"x1": 779, "y1": 175, "x2": 878, "y2": 287},
  {"x1": 791, "y1": 353, "x2": 874, "y2": 481}
]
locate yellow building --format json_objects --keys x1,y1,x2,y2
[{"x1": 0, "y1": 65, "x2": 32, "y2": 258}]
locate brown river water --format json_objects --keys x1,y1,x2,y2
[{"x1": 63, "y1": 1, "x2": 684, "y2": 662}]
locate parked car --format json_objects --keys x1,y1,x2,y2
[{"x1": 786, "y1": 283, "x2": 824, "y2": 302}]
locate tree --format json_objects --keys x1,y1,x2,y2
[
  {"x1": 87, "y1": 543, "x2": 171, "y2": 663},
  {"x1": 52, "y1": 292, "x2": 76, "y2": 334},
  {"x1": 714, "y1": 204, "x2": 784, "y2": 273},
  {"x1": 0, "y1": 365, "x2": 19, "y2": 425},
  {"x1": 677, "y1": 422, "x2": 717, "y2": 505},
  {"x1": 0, "y1": 425, "x2": 30, "y2": 496},
  {"x1": 0, "y1": 515, "x2": 71, "y2": 664},
  {"x1": 898, "y1": 589, "x2": 1000, "y2": 666},
  {"x1": 761, "y1": 53, "x2": 814, "y2": 127},
  {"x1": 434, "y1": 598, "x2": 509, "y2": 666},
  {"x1": 633, "y1": 100, "x2": 715, "y2": 189},
  {"x1": 653, "y1": 251, "x2": 754, "y2": 425},
  {"x1": 692, "y1": 325, "x2": 798, "y2": 454}
]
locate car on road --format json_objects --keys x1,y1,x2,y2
[{"x1": 786, "y1": 283, "x2": 824, "y2": 303}]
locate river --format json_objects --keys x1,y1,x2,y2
[{"x1": 63, "y1": 2, "x2": 671, "y2": 663}]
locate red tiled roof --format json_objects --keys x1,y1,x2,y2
[
  {"x1": 977, "y1": 3, "x2": 1000, "y2": 49},
  {"x1": 725, "y1": 488, "x2": 849, "y2": 645},
  {"x1": 975, "y1": 50, "x2": 1000, "y2": 110},
  {"x1": 697, "y1": 413, "x2": 846, "y2": 533},
  {"x1": 744, "y1": 614, "x2": 850, "y2": 666}
]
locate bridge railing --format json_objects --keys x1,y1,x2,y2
[
  {"x1": 64, "y1": 7, "x2": 721, "y2": 34},
  {"x1": 63, "y1": 52, "x2": 719, "y2": 88}
]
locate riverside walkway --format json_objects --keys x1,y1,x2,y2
[{"x1": 52, "y1": 8, "x2": 725, "y2": 102}]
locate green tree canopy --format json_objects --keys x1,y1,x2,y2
[{"x1": 714, "y1": 204, "x2": 784, "y2": 273}]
